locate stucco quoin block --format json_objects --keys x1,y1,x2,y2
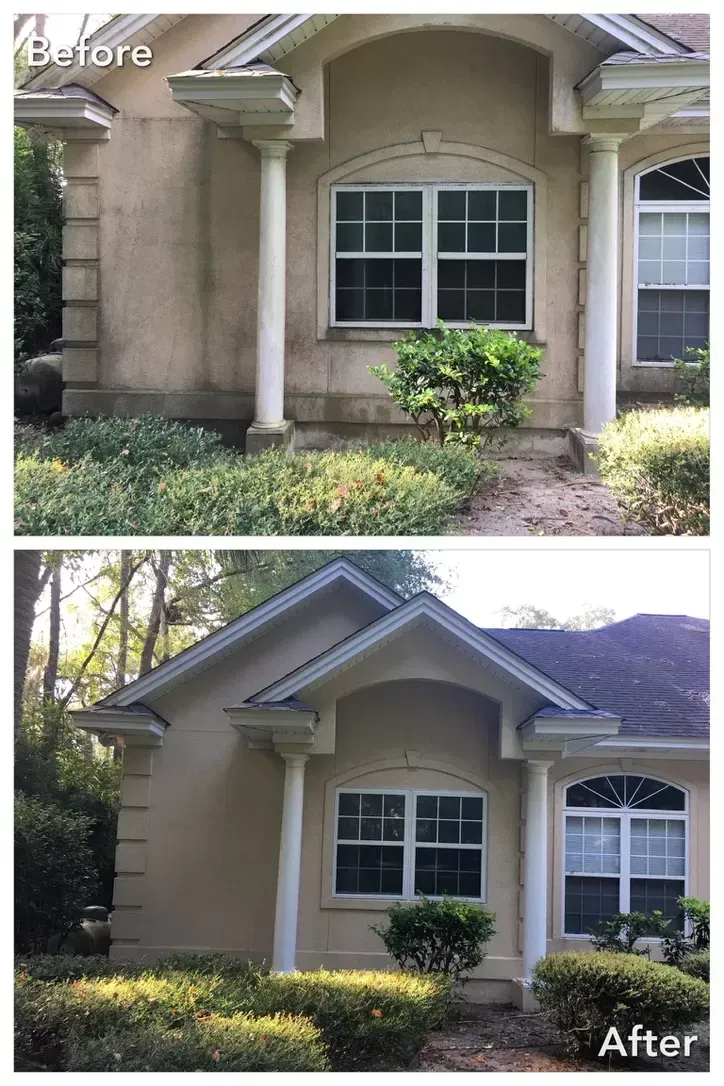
[
  {"x1": 62, "y1": 140, "x2": 100, "y2": 179},
  {"x1": 113, "y1": 876, "x2": 146, "y2": 909},
  {"x1": 117, "y1": 808, "x2": 150, "y2": 841},
  {"x1": 123, "y1": 748, "x2": 154, "y2": 776},
  {"x1": 63, "y1": 223, "x2": 98, "y2": 261},
  {"x1": 578, "y1": 224, "x2": 587, "y2": 263},
  {"x1": 110, "y1": 909, "x2": 144, "y2": 941},
  {"x1": 580, "y1": 180, "x2": 589, "y2": 220},
  {"x1": 62, "y1": 348, "x2": 98, "y2": 384},
  {"x1": 120, "y1": 775, "x2": 152, "y2": 808},
  {"x1": 64, "y1": 182, "x2": 99, "y2": 220},
  {"x1": 62, "y1": 265, "x2": 98, "y2": 302},
  {"x1": 115, "y1": 842, "x2": 147, "y2": 874},
  {"x1": 62, "y1": 306, "x2": 98, "y2": 343}
]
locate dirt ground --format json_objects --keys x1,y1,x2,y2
[
  {"x1": 417, "y1": 1003, "x2": 710, "y2": 1073},
  {"x1": 455, "y1": 457, "x2": 645, "y2": 536}
]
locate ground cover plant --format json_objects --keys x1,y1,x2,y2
[
  {"x1": 597, "y1": 406, "x2": 709, "y2": 535},
  {"x1": 15, "y1": 416, "x2": 497, "y2": 536},
  {"x1": 531, "y1": 951, "x2": 709, "y2": 1057},
  {"x1": 15, "y1": 954, "x2": 452, "y2": 1072}
]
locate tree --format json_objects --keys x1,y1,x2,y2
[
  {"x1": 14, "y1": 551, "x2": 51, "y2": 733},
  {"x1": 497, "y1": 603, "x2": 616, "y2": 630}
]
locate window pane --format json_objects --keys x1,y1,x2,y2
[
  {"x1": 365, "y1": 190, "x2": 393, "y2": 220},
  {"x1": 639, "y1": 157, "x2": 709, "y2": 202},
  {"x1": 438, "y1": 190, "x2": 466, "y2": 220},
  {"x1": 336, "y1": 843, "x2": 403, "y2": 896},
  {"x1": 438, "y1": 222, "x2": 466, "y2": 252},
  {"x1": 467, "y1": 222, "x2": 496, "y2": 252},
  {"x1": 499, "y1": 189, "x2": 528, "y2": 221},
  {"x1": 366, "y1": 289, "x2": 393, "y2": 320},
  {"x1": 360, "y1": 817, "x2": 382, "y2": 840},
  {"x1": 630, "y1": 818, "x2": 686, "y2": 877},
  {"x1": 438, "y1": 796, "x2": 461, "y2": 820},
  {"x1": 438, "y1": 289, "x2": 465, "y2": 320},
  {"x1": 337, "y1": 816, "x2": 359, "y2": 840},
  {"x1": 462, "y1": 797, "x2": 484, "y2": 820},
  {"x1": 414, "y1": 847, "x2": 481, "y2": 898},
  {"x1": 337, "y1": 222, "x2": 363, "y2": 252},
  {"x1": 437, "y1": 260, "x2": 526, "y2": 325},
  {"x1": 566, "y1": 776, "x2": 626, "y2": 809},
  {"x1": 468, "y1": 190, "x2": 496, "y2": 221},
  {"x1": 498, "y1": 222, "x2": 527, "y2": 253},
  {"x1": 336, "y1": 191, "x2": 363, "y2": 221},
  {"x1": 416, "y1": 818, "x2": 436, "y2": 842},
  {"x1": 335, "y1": 260, "x2": 422, "y2": 323},
  {"x1": 395, "y1": 190, "x2": 422, "y2": 220},
  {"x1": 336, "y1": 259, "x2": 365, "y2": 288},
  {"x1": 395, "y1": 221, "x2": 422, "y2": 251},
  {"x1": 461, "y1": 820, "x2": 483, "y2": 844},
  {"x1": 566, "y1": 815, "x2": 620, "y2": 874},
  {"x1": 438, "y1": 820, "x2": 460, "y2": 844},
  {"x1": 637, "y1": 290, "x2": 709, "y2": 361},
  {"x1": 564, "y1": 875, "x2": 619, "y2": 934},
  {"x1": 630, "y1": 879, "x2": 685, "y2": 930},
  {"x1": 365, "y1": 261, "x2": 394, "y2": 289},
  {"x1": 365, "y1": 221, "x2": 393, "y2": 252},
  {"x1": 417, "y1": 796, "x2": 437, "y2": 819},
  {"x1": 338, "y1": 793, "x2": 360, "y2": 817},
  {"x1": 496, "y1": 291, "x2": 525, "y2": 323}
]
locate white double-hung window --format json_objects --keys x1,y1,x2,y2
[
  {"x1": 635, "y1": 156, "x2": 709, "y2": 364},
  {"x1": 331, "y1": 183, "x2": 533, "y2": 330},
  {"x1": 563, "y1": 774, "x2": 688, "y2": 937},
  {"x1": 334, "y1": 788, "x2": 487, "y2": 900}
]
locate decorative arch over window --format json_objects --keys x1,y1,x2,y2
[
  {"x1": 634, "y1": 155, "x2": 709, "y2": 364},
  {"x1": 563, "y1": 773, "x2": 688, "y2": 936}
]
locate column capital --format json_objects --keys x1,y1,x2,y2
[
  {"x1": 582, "y1": 133, "x2": 626, "y2": 154},
  {"x1": 525, "y1": 759, "x2": 554, "y2": 774},
  {"x1": 252, "y1": 139, "x2": 294, "y2": 159},
  {"x1": 280, "y1": 752, "x2": 309, "y2": 769}
]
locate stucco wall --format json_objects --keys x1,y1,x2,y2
[{"x1": 65, "y1": 16, "x2": 706, "y2": 436}]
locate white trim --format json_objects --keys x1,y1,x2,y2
[
  {"x1": 253, "y1": 593, "x2": 591, "y2": 710},
  {"x1": 100, "y1": 558, "x2": 402, "y2": 708},
  {"x1": 14, "y1": 95, "x2": 115, "y2": 134},
  {"x1": 330, "y1": 182, "x2": 533, "y2": 331},
  {"x1": 591, "y1": 737, "x2": 709, "y2": 752},
  {"x1": 202, "y1": 14, "x2": 341, "y2": 70},
  {"x1": 333, "y1": 787, "x2": 488, "y2": 903},
  {"x1": 561, "y1": 773, "x2": 689, "y2": 937},
  {"x1": 573, "y1": 14, "x2": 689, "y2": 56},
  {"x1": 73, "y1": 708, "x2": 166, "y2": 747},
  {"x1": 632, "y1": 154, "x2": 709, "y2": 367}
]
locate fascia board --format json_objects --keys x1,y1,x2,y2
[
  {"x1": 256, "y1": 595, "x2": 591, "y2": 710},
  {"x1": 167, "y1": 73, "x2": 296, "y2": 104},
  {"x1": 22, "y1": 14, "x2": 182, "y2": 90},
  {"x1": 582, "y1": 14, "x2": 688, "y2": 56},
  {"x1": 521, "y1": 717, "x2": 621, "y2": 739},
  {"x1": 73, "y1": 710, "x2": 166, "y2": 745},
  {"x1": 594, "y1": 736, "x2": 709, "y2": 751},
  {"x1": 102, "y1": 559, "x2": 401, "y2": 708},
  {"x1": 580, "y1": 61, "x2": 709, "y2": 103},
  {"x1": 202, "y1": 14, "x2": 313, "y2": 70},
  {"x1": 15, "y1": 97, "x2": 114, "y2": 130}
]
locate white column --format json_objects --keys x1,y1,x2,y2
[
  {"x1": 272, "y1": 753, "x2": 308, "y2": 973},
  {"x1": 252, "y1": 140, "x2": 293, "y2": 429},
  {"x1": 522, "y1": 760, "x2": 552, "y2": 981},
  {"x1": 583, "y1": 135, "x2": 624, "y2": 436}
]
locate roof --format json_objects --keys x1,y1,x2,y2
[
  {"x1": 638, "y1": 13, "x2": 710, "y2": 52},
  {"x1": 484, "y1": 615, "x2": 709, "y2": 739},
  {"x1": 601, "y1": 51, "x2": 710, "y2": 65}
]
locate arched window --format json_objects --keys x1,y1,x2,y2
[
  {"x1": 634, "y1": 155, "x2": 709, "y2": 364},
  {"x1": 563, "y1": 774, "x2": 687, "y2": 936}
]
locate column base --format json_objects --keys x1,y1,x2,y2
[
  {"x1": 511, "y1": 978, "x2": 540, "y2": 1012},
  {"x1": 567, "y1": 427, "x2": 600, "y2": 475},
  {"x1": 246, "y1": 420, "x2": 296, "y2": 455}
]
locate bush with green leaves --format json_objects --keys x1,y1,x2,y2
[
  {"x1": 597, "y1": 407, "x2": 709, "y2": 535},
  {"x1": 678, "y1": 951, "x2": 709, "y2": 983},
  {"x1": 591, "y1": 911, "x2": 669, "y2": 956},
  {"x1": 675, "y1": 346, "x2": 709, "y2": 406},
  {"x1": 662, "y1": 896, "x2": 710, "y2": 966},
  {"x1": 15, "y1": 956, "x2": 452, "y2": 1072},
  {"x1": 373, "y1": 896, "x2": 496, "y2": 981},
  {"x1": 370, "y1": 321, "x2": 543, "y2": 449},
  {"x1": 15, "y1": 417, "x2": 495, "y2": 536},
  {"x1": 14, "y1": 793, "x2": 96, "y2": 955},
  {"x1": 531, "y1": 952, "x2": 709, "y2": 1057}
]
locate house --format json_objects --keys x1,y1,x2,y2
[
  {"x1": 72, "y1": 558, "x2": 709, "y2": 1005},
  {"x1": 15, "y1": 13, "x2": 709, "y2": 468}
]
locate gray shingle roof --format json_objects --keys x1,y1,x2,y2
[
  {"x1": 482, "y1": 615, "x2": 709, "y2": 739},
  {"x1": 637, "y1": 13, "x2": 710, "y2": 52}
]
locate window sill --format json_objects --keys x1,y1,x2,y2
[
  {"x1": 321, "y1": 326, "x2": 537, "y2": 343},
  {"x1": 322, "y1": 894, "x2": 487, "y2": 911},
  {"x1": 632, "y1": 360, "x2": 677, "y2": 368}
]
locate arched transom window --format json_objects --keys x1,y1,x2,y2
[
  {"x1": 635, "y1": 155, "x2": 709, "y2": 364},
  {"x1": 563, "y1": 774, "x2": 687, "y2": 936}
]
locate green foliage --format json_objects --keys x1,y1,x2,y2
[
  {"x1": 677, "y1": 951, "x2": 710, "y2": 983},
  {"x1": 15, "y1": 956, "x2": 451, "y2": 1072},
  {"x1": 675, "y1": 346, "x2": 709, "y2": 406},
  {"x1": 662, "y1": 897, "x2": 710, "y2": 966},
  {"x1": 371, "y1": 321, "x2": 543, "y2": 449},
  {"x1": 597, "y1": 407, "x2": 709, "y2": 535},
  {"x1": 497, "y1": 603, "x2": 616, "y2": 630},
  {"x1": 14, "y1": 129, "x2": 63, "y2": 362},
  {"x1": 531, "y1": 952, "x2": 709, "y2": 1057},
  {"x1": 591, "y1": 911, "x2": 669, "y2": 956},
  {"x1": 15, "y1": 704, "x2": 122, "y2": 915},
  {"x1": 15, "y1": 418, "x2": 493, "y2": 536},
  {"x1": 14, "y1": 794, "x2": 96, "y2": 955},
  {"x1": 373, "y1": 896, "x2": 496, "y2": 981}
]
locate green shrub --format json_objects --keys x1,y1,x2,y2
[
  {"x1": 598, "y1": 407, "x2": 709, "y2": 535},
  {"x1": 365, "y1": 439, "x2": 498, "y2": 499},
  {"x1": 373, "y1": 896, "x2": 495, "y2": 981},
  {"x1": 591, "y1": 911, "x2": 669, "y2": 956},
  {"x1": 532, "y1": 952, "x2": 709, "y2": 1056},
  {"x1": 14, "y1": 793, "x2": 96, "y2": 955},
  {"x1": 662, "y1": 896, "x2": 710, "y2": 966},
  {"x1": 678, "y1": 951, "x2": 710, "y2": 983},
  {"x1": 15, "y1": 423, "x2": 488, "y2": 535},
  {"x1": 15, "y1": 957, "x2": 451, "y2": 1072},
  {"x1": 371, "y1": 321, "x2": 543, "y2": 449},
  {"x1": 675, "y1": 346, "x2": 709, "y2": 406},
  {"x1": 65, "y1": 1013, "x2": 329, "y2": 1073}
]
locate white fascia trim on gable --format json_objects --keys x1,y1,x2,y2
[
  {"x1": 593, "y1": 736, "x2": 709, "y2": 751},
  {"x1": 577, "y1": 14, "x2": 688, "y2": 56},
  {"x1": 73, "y1": 708, "x2": 167, "y2": 747},
  {"x1": 202, "y1": 14, "x2": 340, "y2": 70},
  {"x1": 14, "y1": 95, "x2": 115, "y2": 133},
  {"x1": 254, "y1": 594, "x2": 591, "y2": 710},
  {"x1": 21, "y1": 13, "x2": 186, "y2": 90},
  {"x1": 579, "y1": 59, "x2": 710, "y2": 104},
  {"x1": 100, "y1": 558, "x2": 402, "y2": 708}
]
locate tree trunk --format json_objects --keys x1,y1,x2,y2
[
  {"x1": 116, "y1": 551, "x2": 130, "y2": 688},
  {"x1": 42, "y1": 553, "x2": 62, "y2": 702},
  {"x1": 14, "y1": 552, "x2": 51, "y2": 733},
  {"x1": 139, "y1": 552, "x2": 171, "y2": 675}
]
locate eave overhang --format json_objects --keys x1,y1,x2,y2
[
  {"x1": 167, "y1": 67, "x2": 299, "y2": 129},
  {"x1": 14, "y1": 86, "x2": 116, "y2": 140},
  {"x1": 518, "y1": 709, "x2": 622, "y2": 754},
  {"x1": 225, "y1": 700, "x2": 319, "y2": 749},
  {"x1": 578, "y1": 56, "x2": 709, "y2": 129},
  {"x1": 72, "y1": 706, "x2": 168, "y2": 747}
]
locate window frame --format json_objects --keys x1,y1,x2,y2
[
  {"x1": 633, "y1": 156, "x2": 709, "y2": 367},
  {"x1": 561, "y1": 776, "x2": 689, "y2": 939},
  {"x1": 333, "y1": 786, "x2": 488, "y2": 903},
  {"x1": 330, "y1": 182, "x2": 534, "y2": 332}
]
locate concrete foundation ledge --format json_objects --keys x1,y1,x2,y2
[
  {"x1": 568, "y1": 426, "x2": 600, "y2": 475},
  {"x1": 511, "y1": 977, "x2": 540, "y2": 1011},
  {"x1": 246, "y1": 419, "x2": 295, "y2": 454}
]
